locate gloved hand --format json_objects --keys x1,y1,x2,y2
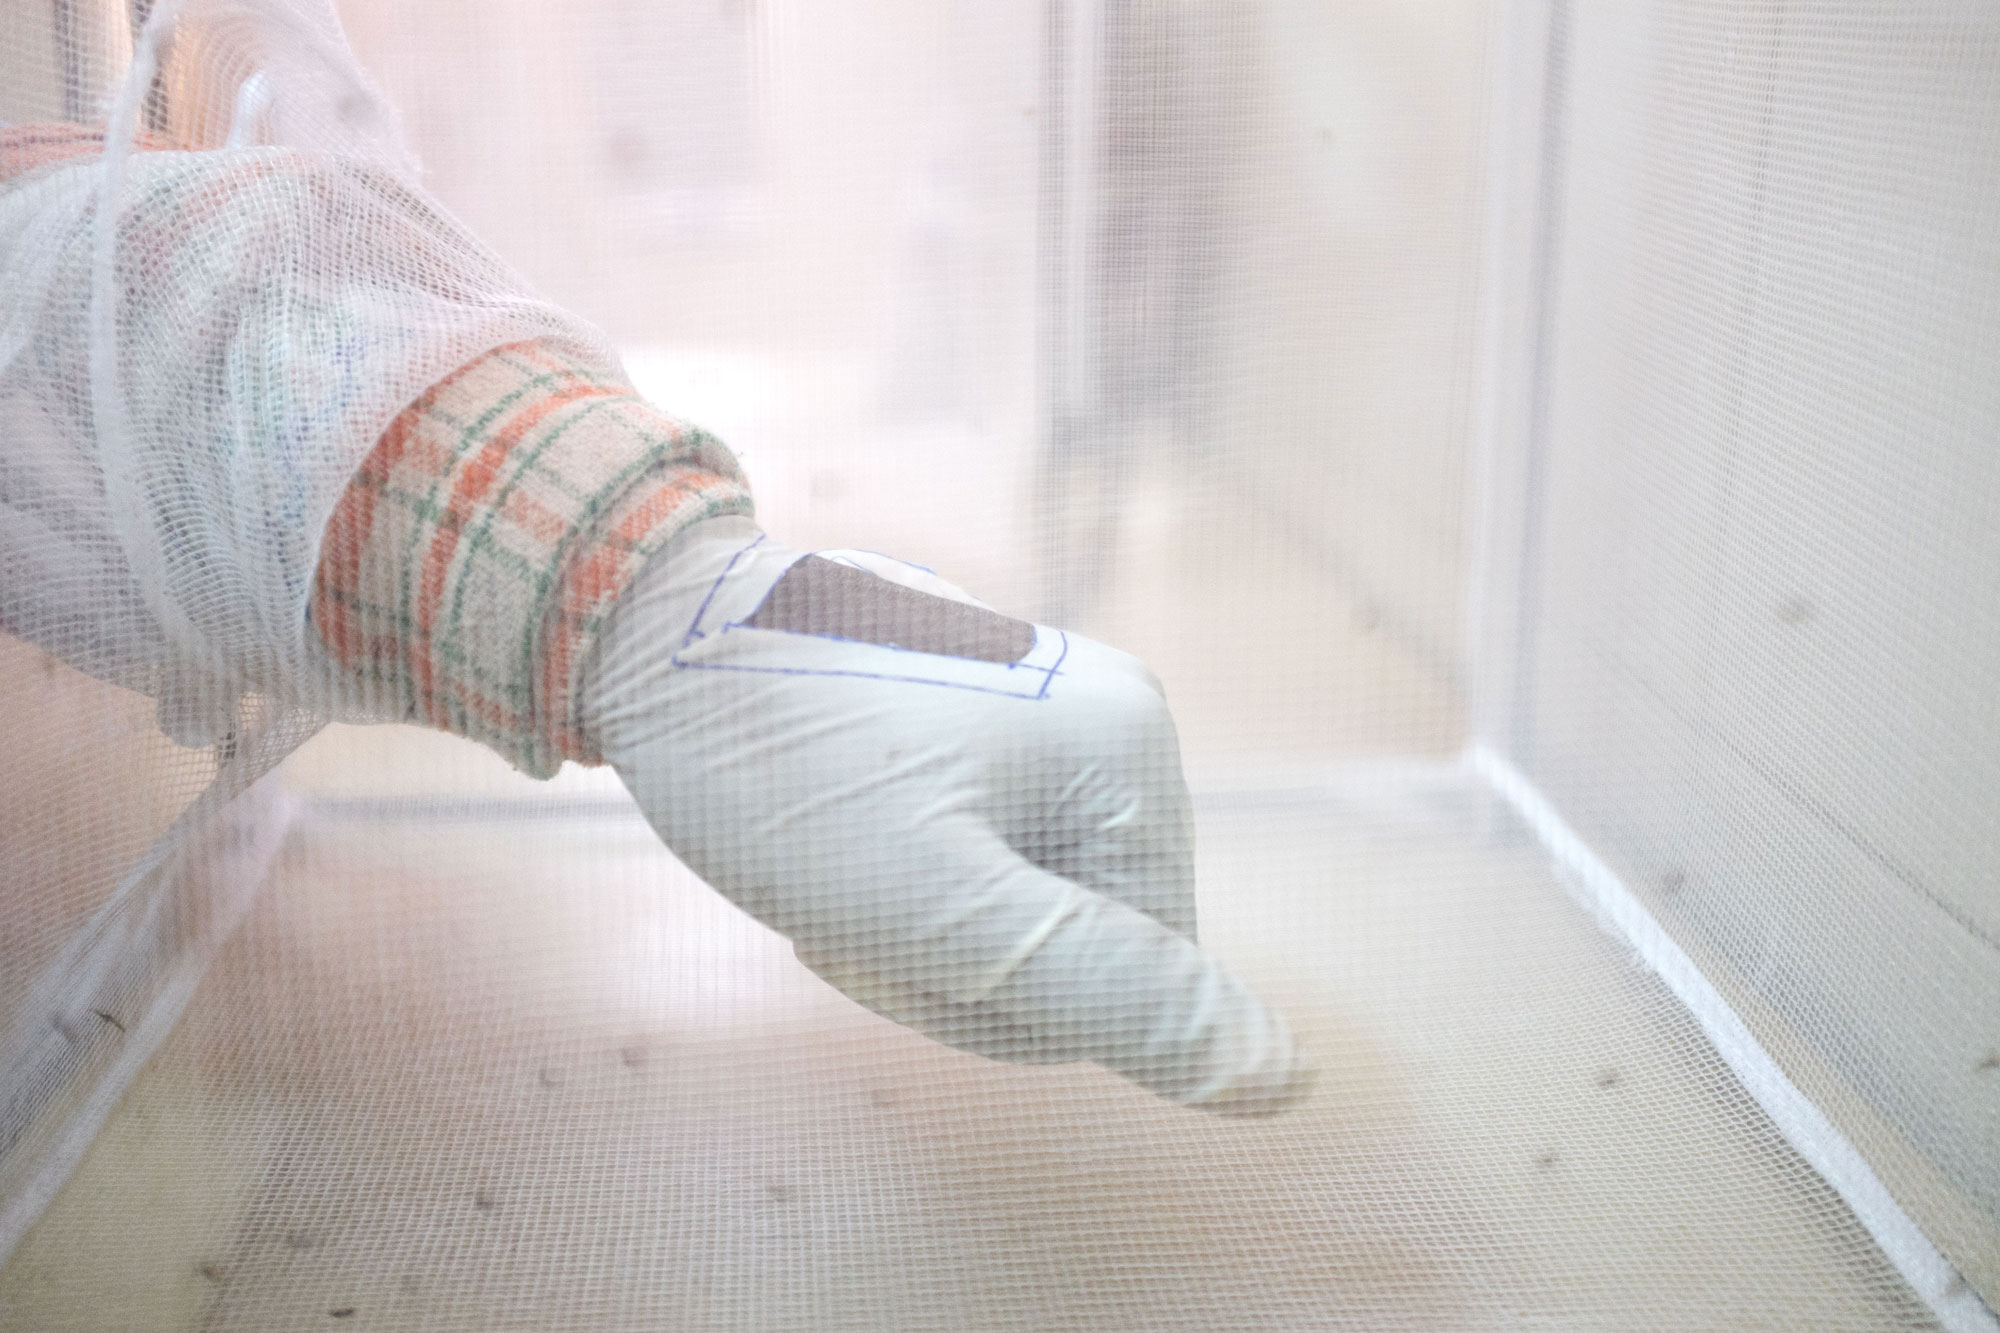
[{"x1": 583, "y1": 515, "x2": 1313, "y2": 1115}]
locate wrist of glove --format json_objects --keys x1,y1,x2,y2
[{"x1": 581, "y1": 515, "x2": 1313, "y2": 1116}]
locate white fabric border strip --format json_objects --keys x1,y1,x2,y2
[
  {"x1": 1467, "y1": 743, "x2": 1998, "y2": 1333},
  {"x1": 0, "y1": 777, "x2": 295, "y2": 1268}
]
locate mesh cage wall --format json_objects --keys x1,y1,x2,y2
[
  {"x1": 1473, "y1": 0, "x2": 2000, "y2": 1311},
  {"x1": 0, "y1": 2, "x2": 1993, "y2": 1331}
]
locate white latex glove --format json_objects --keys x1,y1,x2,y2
[{"x1": 584, "y1": 516, "x2": 1313, "y2": 1115}]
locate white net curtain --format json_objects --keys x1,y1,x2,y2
[{"x1": 1, "y1": 0, "x2": 1995, "y2": 1328}]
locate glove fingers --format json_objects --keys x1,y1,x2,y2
[
  {"x1": 985, "y1": 633, "x2": 1200, "y2": 940},
  {"x1": 789, "y1": 942, "x2": 1071, "y2": 1066},
  {"x1": 973, "y1": 859, "x2": 1313, "y2": 1115},
  {"x1": 1001, "y1": 756, "x2": 1198, "y2": 941},
  {"x1": 800, "y1": 832, "x2": 1311, "y2": 1116}
]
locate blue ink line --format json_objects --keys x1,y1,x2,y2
[
  {"x1": 666, "y1": 658, "x2": 1056, "y2": 700},
  {"x1": 682, "y1": 533, "x2": 768, "y2": 649},
  {"x1": 1035, "y1": 631, "x2": 1069, "y2": 701}
]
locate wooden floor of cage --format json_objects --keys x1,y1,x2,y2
[{"x1": 0, "y1": 740, "x2": 1935, "y2": 1331}]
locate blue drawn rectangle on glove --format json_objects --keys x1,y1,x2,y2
[{"x1": 673, "y1": 537, "x2": 1065, "y2": 699}]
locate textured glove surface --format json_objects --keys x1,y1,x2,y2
[{"x1": 585, "y1": 517, "x2": 1312, "y2": 1115}]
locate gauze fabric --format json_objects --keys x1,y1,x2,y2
[{"x1": 0, "y1": 128, "x2": 616, "y2": 746}]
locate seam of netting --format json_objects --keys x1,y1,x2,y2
[{"x1": 1466, "y1": 743, "x2": 1999, "y2": 1333}]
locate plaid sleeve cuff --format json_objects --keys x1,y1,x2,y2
[{"x1": 311, "y1": 340, "x2": 752, "y2": 777}]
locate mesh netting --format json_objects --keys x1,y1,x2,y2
[{"x1": 2, "y1": 0, "x2": 1994, "y2": 1328}]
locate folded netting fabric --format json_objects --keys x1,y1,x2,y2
[
  {"x1": 0, "y1": 0, "x2": 750, "y2": 1255},
  {"x1": 0, "y1": 126, "x2": 620, "y2": 744}
]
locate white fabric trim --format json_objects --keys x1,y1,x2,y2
[
  {"x1": 1468, "y1": 743, "x2": 1997, "y2": 1333},
  {"x1": 0, "y1": 775, "x2": 296, "y2": 1267}
]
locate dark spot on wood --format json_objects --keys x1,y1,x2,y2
[
  {"x1": 1595, "y1": 1069, "x2": 1621, "y2": 1089},
  {"x1": 196, "y1": 1262, "x2": 224, "y2": 1284},
  {"x1": 91, "y1": 1009, "x2": 126, "y2": 1033},
  {"x1": 285, "y1": 1230, "x2": 317, "y2": 1250}
]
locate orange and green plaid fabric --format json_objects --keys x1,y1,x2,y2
[
  {"x1": 0, "y1": 126, "x2": 746, "y2": 773},
  {"x1": 312, "y1": 340, "x2": 752, "y2": 777}
]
